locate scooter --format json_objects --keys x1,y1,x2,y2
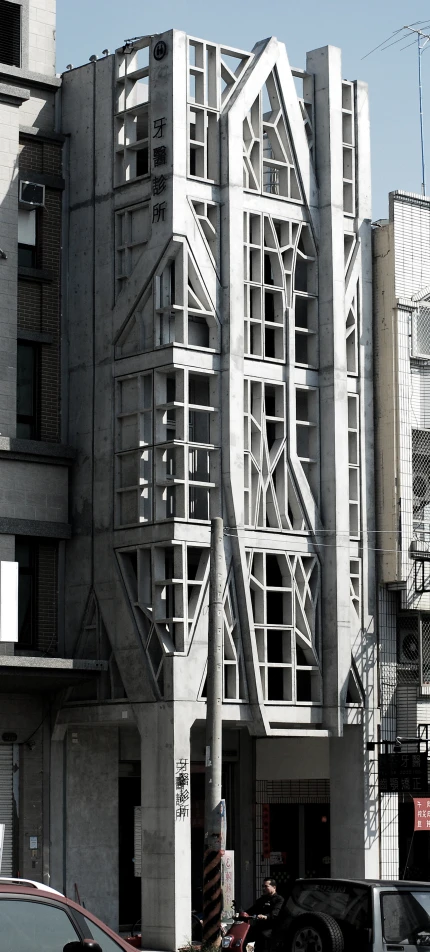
[{"x1": 221, "y1": 913, "x2": 258, "y2": 951}]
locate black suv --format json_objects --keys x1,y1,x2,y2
[{"x1": 272, "y1": 878, "x2": 430, "y2": 952}]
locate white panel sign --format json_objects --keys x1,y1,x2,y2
[
  {"x1": 221, "y1": 850, "x2": 234, "y2": 917},
  {"x1": 0, "y1": 824, "x2": 5, "y2": 872},
  {"x1": 18, "y1": 209, "x2": 36, "y2": 246},
  {"x1": 0, "y1": 561, "x2": 18, "y2": 643}
]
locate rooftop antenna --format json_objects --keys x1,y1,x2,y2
[{"x1": 363, "y1": 21, "x2": 430, "y2": 196}]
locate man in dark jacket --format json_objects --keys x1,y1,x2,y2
[{"x1": 244, "y1": 879, "x2": 284, "y2": 952}]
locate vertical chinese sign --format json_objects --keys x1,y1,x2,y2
[
  {"x1": 175, "y1": 758, "x2": 190, "y2": 821},
  {"x1": 221, "y1": 850, "x2": 235, "y2": 916}
]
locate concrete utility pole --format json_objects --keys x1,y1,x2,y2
[{"x1": 203, "y1": 517, "x2": 224, "y2": 947}]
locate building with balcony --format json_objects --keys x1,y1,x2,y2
[
  {"x1": 0, "y1": 0, "x2": 107, "y2": 887},
  {"x1": 0, "y1": 5, "x2": 380, "y2": 944},
  {"x1": 56, "y1": 30, "x2": 378, "y2": 946},
  {"x1": 375, "y1": 190, "x2": 430, "y2": 879}
]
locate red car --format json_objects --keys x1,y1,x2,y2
[{"x1": 0, "y1": 877, "x2": 140, "y2": 951}]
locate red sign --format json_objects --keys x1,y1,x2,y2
[
  {"x1": 262, "y1": 803, "x2": 271, "y2": 858},
  {"x1": 414, "y1": 798, "x2": 430, "y2": 830}
]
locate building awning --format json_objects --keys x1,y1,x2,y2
[{"x1": 0, "y1": 656, "x2": 108, "y2": 693}]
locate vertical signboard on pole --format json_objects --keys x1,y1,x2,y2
[{"x1": 221, "y1": 850, "x2": 235, "y2": 917}]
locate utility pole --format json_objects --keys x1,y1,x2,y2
[{"x1": 203, "y1": 516, "x2": 224, "y2": 947}]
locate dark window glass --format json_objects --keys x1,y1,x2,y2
[
  {"x1": 17, "y1": 341, "x2": 39, "y2": 439},
  {"x1": 284, "y1": 881, "x2": 371, "y2": 950},
  {"x1": 84, "y1": 915, "x2": 125, "y2": 950},
  {"x1": 382, "y1": 891, "x2": 430, "y2": 944},
  {"x1": 16, "y1": 538, "x2": 36, "y2": 646},
  {"x1": 0, "y1": 1, "x2": 21, "y2": 68},
  {"x1": 18, "y1": 245, "x2": 37, "y2": 268},
  {"x1": 0, "y1": 899, "x2": 79, "y2": 949},
  {"x1": 189, "y1": 410, "x2": 210, "y2": 444}
]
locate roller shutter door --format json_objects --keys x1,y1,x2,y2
[{"x1": 0, "y1": 745, "x2": 13, "y2": 875}]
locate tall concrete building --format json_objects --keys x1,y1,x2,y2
[
  {"x1": 58, "y1": 30, "x2": 378, "y2": 946},
  {"x1": 0, "y1": 0, "x2": 102, "y2": 890},
  {"x1": 0, "y1": 6, "x2": 380, "y2": 947},
  {"x1": 375, "y1": 190, "x2": 430, "y2": 879}
]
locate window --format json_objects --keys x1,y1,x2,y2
[
  {"x1": 115, "y1": 39, "x2": 150, "y2": 185},
  {"x1": 413, "y1": 306, "x2": 430, "y2": 358},
  {"x1": 0, "y1": 1, "x2": 21, "y2": 68},
  {"x1": 382, "y1": 891, "x2": 430, "y2": 944},
  {"x1": 17, "y1": 341, "x2": 39, "y2": 439},
  {"x1": 412, "y1": 429, "x2": 430, "y2": 542},
  {"x1": 84, "y1": 915, "x2": 126, "y2": 950},
  {"x1": 0, "y1": 899, "x2": 79, "y2": 950},
  {"x1": 285, "y1": 882, "x2": 371, "y2": 938},
  {"x1": 16, "y1": 538, "x2": 36, "y2": 646},
  {"x1": 18, "y1": 208, "x2": 37, "y2": 268}
]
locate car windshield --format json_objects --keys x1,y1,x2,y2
[
  {"x1": 285, "y1": 882, "x2": 370, "y2": 929},
  {"x1": 382, "y1": 891, "x2": 430, "y2": 944}
]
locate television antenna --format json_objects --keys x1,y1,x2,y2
[{"x1": 363, "y1": 21, "x2": 430, "y2": 196}]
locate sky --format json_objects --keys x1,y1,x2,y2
[{"x1": 56, "y1": 1, "x2": 430, "y2": 221}]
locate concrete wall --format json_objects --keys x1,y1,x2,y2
[
  {"x1": 66, "y1": 727, "x2": 119, "y2": 928},
  {"x1": 256, "y1": 738, "x2": 329, "y2": 779}
]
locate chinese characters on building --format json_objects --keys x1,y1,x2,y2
[
  {"x1": 379, "y1": 752, "x2": 428, "y2": 793},
  {"x1": 152, "y1": 117, "x2": 168, "y2": 224},
  {"x1": 175, "y1": 758, "x2": 190, "y2": 821},
  {"x1": 414, "y1": 798, "x2": 430, "y2": 830}
]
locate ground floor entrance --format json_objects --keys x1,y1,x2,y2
[
  {"x1": 399, "y1": 800, "x2": 430, "y2": 881},
  {"x1": 267, "y1": 803, "x2": 331, "y2": 896},
  {"x1": 256, "y1": 779, "x2": 331, "y2": 898},
  {"x1": 119, "y1": 774, "x2": 141, "y2": 931}
]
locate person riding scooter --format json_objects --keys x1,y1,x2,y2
[{"x1": 242, "y1": 879, "x2": 284, "y2": 952}]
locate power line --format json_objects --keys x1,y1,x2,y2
[{"x1": 363, "y1": 23, "x2": 430, "y2": 195}]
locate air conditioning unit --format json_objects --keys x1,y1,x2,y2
[
  {"x1": 19, "y1": 181, "x2": 45, "y2": 207},
  {"x1": 398, "y1": 627, "x2": 419, "y2": 664}
]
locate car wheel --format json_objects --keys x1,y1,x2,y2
[{"x1": 285, "y1": 913, "x2": 344, "y2": 952}]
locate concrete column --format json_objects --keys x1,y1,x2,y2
[
  {"x1": 50, "y1": 733, "x2": 66, "y2": 893},
  {"x1": 236, "y1": 729, "x2": 254, "y2": 911},
  {"x1": 138, "y1": 703, "x2": 193, "y2": 952},
  {"x1": 65, "y1": 727, "x2": 118, "y2": 929},
  {"x1": 330, "y1": 725, "x2": 378, "y2": 877},
  {"x1": 305, "y1": 46, "x2": 351, "y2": 737},
  {"x1": 0, "y1": 86, "x2": 29, "y2": 438}
]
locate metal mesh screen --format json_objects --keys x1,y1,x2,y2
[
  {"x1": 413, "y1": 430, "x2": 430, "y2": 542},
  {"x1": 422, "y1": 619, "x2": 430, "y2": 684},
  {"x1": 413, "y1": 307, "x2": 430, "y2": 357},
  {"x1": 397, "y1": 615, "x2": 419, "y2": 684}
]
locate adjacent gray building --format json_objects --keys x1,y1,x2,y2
[
  {"x1": 0, "y1": 5, "x2": 381, "y2": 947},
  {"x1": 375, "y1": 190, "x2": 430, "y2": 879}
]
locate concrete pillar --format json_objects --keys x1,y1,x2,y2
[
  {"x1": 330, "y1": 725, "x2": 378, "y2": 877},
  {"x1": 0, "y1": 86, "x2": 29, "y2": 439},
  {"x1": 65, "y1": 727, "x2": 118, "y2": 929},
  {"x1": 138, "y1": 703, "x2": 193, "y2": 951},
  {"x1": 306, "y1": 46, "x2": 351, "y2": 737},
  {"x1": 50, "y1": 733, "x2": 66, "y2": 893},
  {"x1": 236, "y1": 729, "x2": 254, "y2": 911}
]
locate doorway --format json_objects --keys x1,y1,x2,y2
[
  {"x1": 260, "y1": 803, "x2": 330, "y2": 898},
  {"x1": 119, "y1": 775, "x2": 141, "y2": 931},
  {"x1": 399, "y1": 800, "x2": 430, "y2": 881}
]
